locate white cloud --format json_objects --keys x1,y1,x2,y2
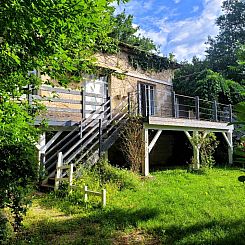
[
  {"x1": 192, "y1": 5, "x2": 199, "y2": 13},
  {"x1": 135, "y1": 0, "x2": 223, "y2": 60},
  {"x1": 174, "y1": 0, "x2": 181, "y2": 4}
]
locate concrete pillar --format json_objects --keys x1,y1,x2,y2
[{"x1": 143, "y1": 128, "x2": 149, "y2": 176}]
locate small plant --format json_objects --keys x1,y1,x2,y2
[
  {"x1": 200, "y1": 133, "x2": 219, "y2": 168},
  {"x1": 120, "y1": 116, "x2": 144, "y2": 173}
]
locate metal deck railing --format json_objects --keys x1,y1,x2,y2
[{"x1": 128, "y1": 90, "x2": 233, "y2": 123}]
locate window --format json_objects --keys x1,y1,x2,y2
[{"x1": 138, "y1": 83, "x2": 155, "y2": 117}]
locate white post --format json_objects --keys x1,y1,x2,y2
[
  {"x1": 68, "y1": 164, "x2": 74, "y2": 193},
  {"x1": 84, "y1": 185, "x2": 88, "y2": 202},
  {"x1": 54, "y1": 152, "x2": 63, "y2": 191},
  {"x1": 102, "y1": 189, "x2": 106, "y2": 207},
  {"x1": 193, "y1": 131, "x2": 200, "y2": 170},
  {"x1": 143, "y1": 128, "x2": 149, "y2": 176},
  {"x1": 227, "y1": 130, "x2": 233, "y2": 165}
]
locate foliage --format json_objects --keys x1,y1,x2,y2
[
  {"x1": 173, "y1": 58, "x2": 244, "y2": 104},
  {"x1": 120, "y1": 116, "x2": 144, "y2": 173},
  {"x1": 0, "y1": 101, "x2": 39, "y2": 239},
  {"x1": 0, "y1": 0, "x2": 128, "y2": 240},
  {"x1": 174, "y1": 1, "x2": 245, "y2": 104},
  {"x1": 111, "y1": 11, "x2": 158, "y2": 52},
  {"x1": 200, "y1": 133, "x2": 219, "y2": 168},
  {"x1": 12, "y1": 168, "x2": 245, "y2": 244},
  {"x1": 206, "y1": 0, "x2": 245, "y2": 81},
  {"x1": 233, "y1": 102, "x2": 245, "y2": 166},
  {"x1": 68, "y1": 159, "x2": 140, "y2": 207}
]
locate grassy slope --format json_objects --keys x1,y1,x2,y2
[{"x1": 15, "y1": 168, "x2": 245, "y2": 245}]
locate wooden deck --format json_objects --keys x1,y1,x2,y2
[{"x1": 147, "y1": 117, "x2": 234, "y2": 132}]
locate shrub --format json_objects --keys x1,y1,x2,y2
[
  {"x1": 70, "y1": 159, "x2": 140, "y2": 205},
  {"x1": 120, "y1": 116, "x2": 144, "y2": 173}
]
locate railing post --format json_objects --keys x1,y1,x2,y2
[
  {"x1": 229, "y1": 104, "x2": 232, "y2": 123},
  {"x1": 109, "y1": 97, "x2": 112, "y2": 120},
  {"x1": 82, "y1": 89, "x2": 85, "y2": 119},
  {"x1": 195, "y1": 96, "x2": 200, "y2": 120},
  {"x1": 172, "y1": 91, "x2": 176, "y2": 118},
  {"x1": 128, "y1": 92, "x2": 131, "y2": 115},
  {"x1": 213, "y1": 100, "x2": 218, "y2": 122},
  {"x1": 99, "y1": 119, "x2": 102, "y2": 157},
  {"x1": 54, "y1": 152, "x2": 63, "y2": 191}
]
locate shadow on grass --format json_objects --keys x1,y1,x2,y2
[
  {"x1": 152, "y1": 219, "x2": 245, "y2": 245},
  {"x1": 16, "y1": 205, "x2": 160, "y2": 245}
]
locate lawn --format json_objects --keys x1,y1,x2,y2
[{"x1": 14, "y1": 168, "x2": 245, "y2": 245}]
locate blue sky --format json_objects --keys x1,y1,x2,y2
[{"x1": 116, "y1": 0, "x2": 223, "y2": 61}]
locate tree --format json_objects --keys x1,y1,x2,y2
[
  {"x1": 0, "y1": 0, "x2": 128, "y2": 240},
  {"x1": 111, "y1": 11, "x2": 159, "y2": 52},
  {"x1": 206, "y1": 0, "x2": 245, "y2": 82},
  {"x1": 173, "y1": 57, "x2": 244, "y2": 104}
]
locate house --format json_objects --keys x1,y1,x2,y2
[{"x1": 33, "y1": 44, "x2": 234, "y2": 188}]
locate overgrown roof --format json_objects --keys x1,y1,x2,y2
[{"x1": 119, "y1": 42, "x2": 181, "y2": 71}]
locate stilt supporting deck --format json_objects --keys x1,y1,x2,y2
[
  {"x1": 143, "y1": 128, "x2": 149, "y2": 176},
  {"x1": 222, "y1": 130, "x2": 233, "y2": 165}
]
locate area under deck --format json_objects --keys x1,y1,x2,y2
[{"x1": 142, "y1": 116, "x2": 234, "y2": 176}]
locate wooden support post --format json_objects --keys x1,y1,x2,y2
[
  {"x1": 102, "y1": 189, "x2": 106, "y2": 207},
  {"x1": 143, "y1": 128, "x2": 149, "y2": 176},
  {"x1": 99, "y1": 119, "x2": 102, "y2": 157},
  {"x1": 222, "y1": 131, "x2": 233, "y2": 165},
  {"x1": 68, "y1": 164, "x2": 74, "y2": 193},
  {"x1": 54, "y1": 152, "x2": 63, "y2": 191},
  {"x1": 193, "y1": 131, "x2": 200, "y2": 169},
  {"x1": 84, "y1": 185, "x2": 88, "y2": 202},
  {"x1": 213, "y1": 100, "x2": 218, "y2": 122},
  {"x1": 195, "y1": 96, "x2": 200, "y2": 120}
]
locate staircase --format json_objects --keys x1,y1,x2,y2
[{"x1": 41, "y1": 96, "x2": 132, "y2": 189}]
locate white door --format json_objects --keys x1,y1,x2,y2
[{"x1": 84, "y1": 75, "x2": 108, "y2": 119}]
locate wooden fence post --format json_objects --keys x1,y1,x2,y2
[
  {"x1": 102, "y1": 189, "x2": 106, "y2": 207},
  {"x1": 54, "y1": 152, "x2": 63, "y2": 191},
  {"x1": 84, "y1": 185, "x2": 88, "y2": 202}
]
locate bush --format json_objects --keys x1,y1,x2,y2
[{"x1": 70, "y1": 159, "x2": 141, "y2": 206}]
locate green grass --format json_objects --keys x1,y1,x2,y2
[{"x1": 14, "y1": 168, "x2": 245, "y2": 244}]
